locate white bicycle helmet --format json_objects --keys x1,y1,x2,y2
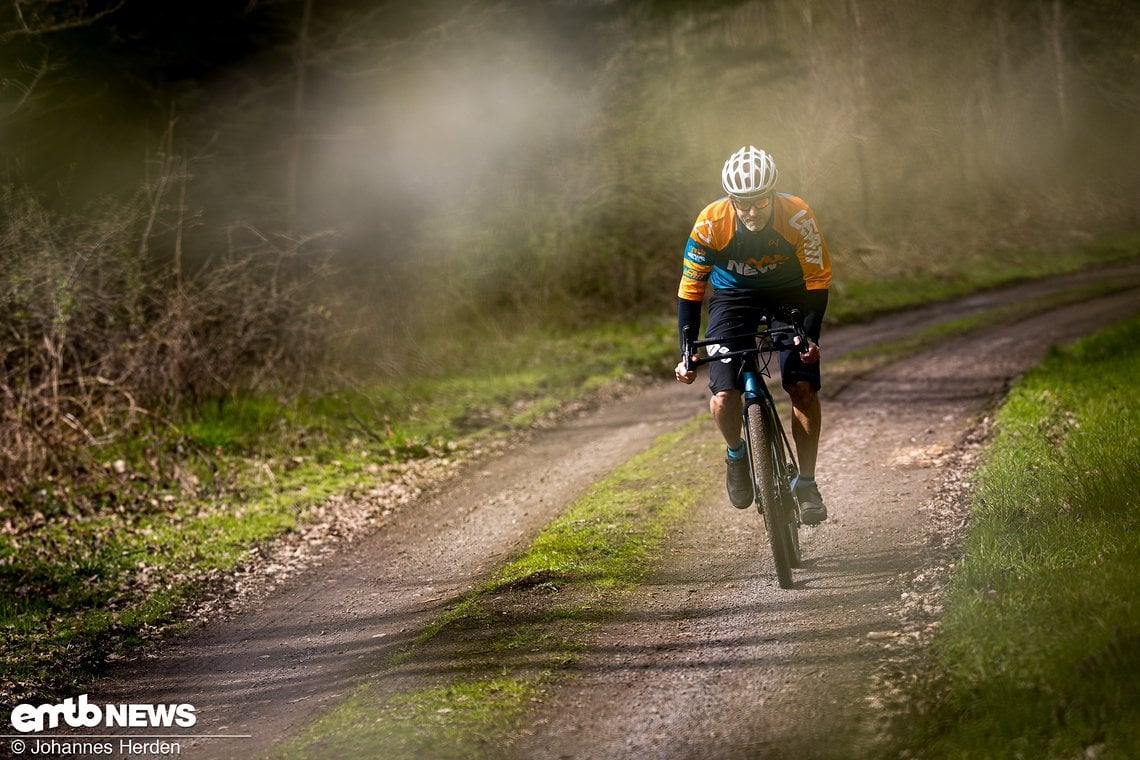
[{"x1": 721, "y1": 145, "x2": 778, "y2": 198}]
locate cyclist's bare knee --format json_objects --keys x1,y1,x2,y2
[
  {"x1": 710, "y1": 390, "x2": 740, "y2": 412},
  {"x1": 710, "y1": 390, "x2": 742, "y2": 422}
]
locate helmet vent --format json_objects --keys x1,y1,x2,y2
[{"x1": 721, "y1": 145, "x2": 778, "y2": 197}]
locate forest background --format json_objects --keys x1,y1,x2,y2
[{"x1": 1, "y1": 0, "x2": 1138, "y2": 507}]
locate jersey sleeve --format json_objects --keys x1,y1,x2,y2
[
  {"x1": 678, "y1": 237, "x2": 712, "y2": 301},
  {"x1": 677, "y1": 200, "x2": 733, "y2": 301},
  {"x1": 786, "y1": 204, "x2": 831, "y2": 291}
]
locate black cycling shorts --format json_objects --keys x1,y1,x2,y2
[{"x1": 705, "y1": 288, "x2": 827, "y2": 394}]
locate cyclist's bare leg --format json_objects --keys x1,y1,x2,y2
[
  {"x1": 785, "y1": 381, "x2": 821, "y2": 476},
  {"x1": 710, "y1": 390, "x2": 743, "y2": 446}
]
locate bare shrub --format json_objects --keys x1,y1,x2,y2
[{"x1": 0, "y1": 181, "x2": 334, "y2": 509}]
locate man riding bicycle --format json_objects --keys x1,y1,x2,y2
[{"x1": 673, "y1": 145, "x2": 832, "y2": 524}]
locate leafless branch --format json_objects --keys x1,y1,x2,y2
[
  {"x1": 1, "y1": 57, "x2": 58, "y2": 118},
  {"x1": 3, "y1": 0, "x2": 129, "y2": 41}
]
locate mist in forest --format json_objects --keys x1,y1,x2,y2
[{"x1": 2, "y1": 0, "x2": 1138, "y2": 363}]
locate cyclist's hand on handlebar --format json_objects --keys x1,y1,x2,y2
[
  {"x1": 674, "y1": 360, "x2": 697, "y2": 384},
  {"x1": 796, "y1": 337, "x2": 821, "y2": 365}
]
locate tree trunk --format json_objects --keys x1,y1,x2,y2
[
  {"x1": 1045, "y1": 0, "x2": 1069, "y2": 134},
  {"x1": 847, "y1": 0, "x2": 871, "y2": 228},
  {"x1": 286, "y1": 0, "x2": 314, "y2": 232}
]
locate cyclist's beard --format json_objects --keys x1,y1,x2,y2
[{"x1": 741, "y1": 211, "x2": 773, "y2": 233}]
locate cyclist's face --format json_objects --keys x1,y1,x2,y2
[{"x1": 732, "y1": 193, "x2": 774, "y2": 232}]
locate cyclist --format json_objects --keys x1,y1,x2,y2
[{"x1": 673, "y1": 145, "x2": 832, "y2": 524}]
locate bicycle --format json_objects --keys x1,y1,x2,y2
[{"x1": 682, "y1": 308, "x2": 809, "y2": 589}]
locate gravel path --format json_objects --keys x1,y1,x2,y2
[{"x1": 78, "y1": 265, "x2": 1140, "y2": 759}]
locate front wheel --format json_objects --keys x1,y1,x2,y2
[{"x1": 746, "y1": 403, "x2": 795, "y2": 589}]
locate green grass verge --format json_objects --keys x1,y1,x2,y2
[
  {"x1": 903, "y1": 314, "x2": 1140, "y2": 759},
  {"x1": 278, "y1": 419, "x2": 718, "y2": 759},
  {"x1": 828, "y1": 231, "x2": 1140, "y2": 323},
  {"x1": 0, "y1": 318, "x2": 677, "y2": 705}
]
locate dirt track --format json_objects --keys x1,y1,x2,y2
[{"x1": 81, "y1": 266, "x2": 1140, "y2": 759}]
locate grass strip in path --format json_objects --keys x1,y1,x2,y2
[
  {"x1": 902, "y1": 314, "x2": 1140, "y2": 759},
  {"x1": 278, "y1": 418, "x2": 720, "y2": 759}
]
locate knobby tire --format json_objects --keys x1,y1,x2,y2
[{"x1": 747, "y1": 403, "x2": 795, "y2": 589}]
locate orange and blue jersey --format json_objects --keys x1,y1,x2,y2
[{"x1": 677, "y1": 193, "x2": 831, "y2": 302}]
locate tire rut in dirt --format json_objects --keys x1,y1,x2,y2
[{"x1": 505, "y1": 285, "x2": 1140, "y2": 760}]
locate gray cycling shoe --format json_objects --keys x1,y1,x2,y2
[
  {"x1": 725, "y1": 456, "x2": 753, "y2": 509},
  {"x1": 797, "y1": 480, "x2": 828, "y2": 525}
]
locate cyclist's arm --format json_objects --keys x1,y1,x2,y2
[
  {"x1": 792, "y1": 288, "x2": 827, "y2": 364},
  {"x1": 676, "y1": 203, "x2": 730, "y2": 381},
  {"x1": 678, "y1": 297, "x2": 702, "y2": 355},
  {"x1": 800, "y1": 288, "x2": 828, "y2": 343},
  {"x1": 674, "y1": 297, "x2": 703, "y2": 383}
]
